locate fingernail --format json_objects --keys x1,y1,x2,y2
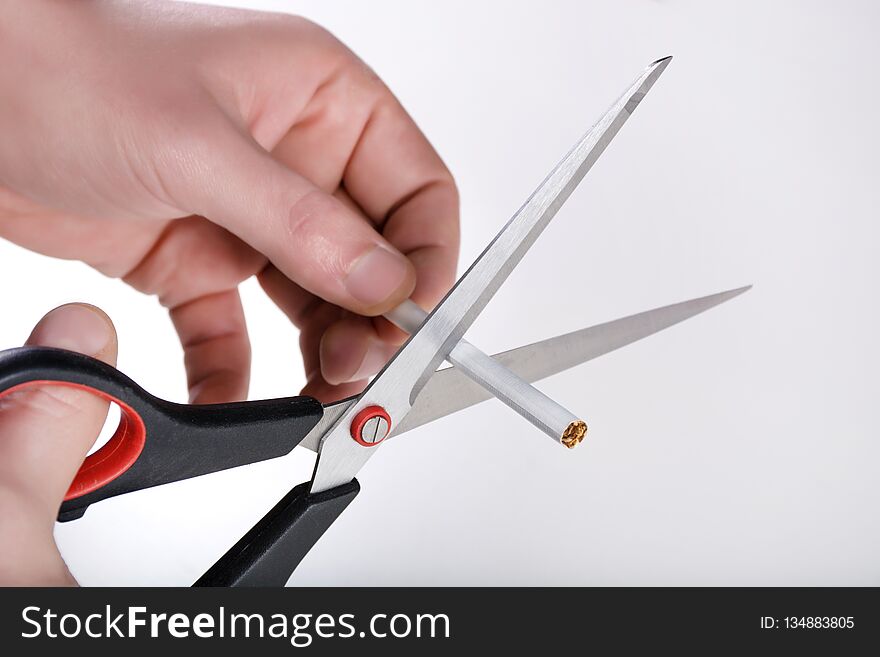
[
  {"x1": 345, "y1": 245, "x2": 411, "y2": 308},
  {"x1": 29, "y1": 304, "x2": 112, "y2": 356},
  {"x1": 352, "y1": 341, "x2": 391, "y2": 381}
]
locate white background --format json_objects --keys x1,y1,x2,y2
[{"x1": 1, "y1": 0, "x2": 878, "y2": 585}]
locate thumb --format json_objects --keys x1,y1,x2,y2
[
  {"x1": 0, "y1": 304, "x2": 117, "y2": 585},
  {"x1": 170, "y1": 126, "x2": 416, "y2": 315}
]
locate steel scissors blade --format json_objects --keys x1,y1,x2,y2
[{"x1": 297, "y1": 285, "x2": 751, "y2": 451}]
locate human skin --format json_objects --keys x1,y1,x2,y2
[
  {"x1": 0, "y1": 1, "x2": 459, "y2": 585},
  {"x1": 0, "y1": 304, "x2": 116, "y2": 585},
  {"x1": 0, "y1": 0, "x2": 459, "y2": 404}
]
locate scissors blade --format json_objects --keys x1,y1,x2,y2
[
  {"x1": 393, "y1": 285, "x2": 750, "y2": 436},
  {"x1": 309, "y1": 56, "x2": 672, "y2": 493},
  {"x1": 299, "y1": 285, "x2": 749, "y2": 451}
]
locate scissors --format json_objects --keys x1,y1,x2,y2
[{"x1": 0, "y1": 56, "x2": 749, "y2": 586}]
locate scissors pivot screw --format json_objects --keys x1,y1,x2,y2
[{"x1": 350, "y1": 406, "x2": 392, "y2": 446}]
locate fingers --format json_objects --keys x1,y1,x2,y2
[
  {"x1": 301, "y1": 375, "x2": 369, "y2": 405},
  {"x1": 259, "y1": 266, "x2": 403, "y2": 395},
  {"x1": 181, "y1": 54, "x2": 457, "y2": 390},
  {"x1": 122, "y1": 217, "x2": 265, "y2": 404},
  {"x1": 2, "y1": 304, "x2": 119, "y2": 508},
  {"x1": 166, "y1": 116, "x2": 416, "y2": 317},
  {"x1": 265, "y1": 65, "x2": 459, "y2": 385},
  {"x1": 169, "y1": 289, "x2": 251, "y2": 404},
  {"x1": 0, "y1": 303, "x2": 118, "y2": 585},
  {"x1": 268, "y1": 61, "x2": 460, "y2": 310},
  {"x1": 318, "y1": 132, "x2": 459, "y2": 383},
  {"x1": 258, "y1": 266, "x2": 356, "y2": 397},
  {"x1": 340, "y1": 91, "x2": 460, "y2": 309},
  {"x1": 318, "y1": 316, "x2": 400, "y2": 386}
]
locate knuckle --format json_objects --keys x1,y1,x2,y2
[{"x1": 286, "y1": 189, "x2": 340, "y2": 243}]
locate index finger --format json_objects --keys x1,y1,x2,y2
[{"x1": 341, "y1": 86, "x2": 460, "y2": 309}]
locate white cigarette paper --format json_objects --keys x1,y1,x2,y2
[{"x1": 385, "y1": 300, "x2": 586, "y2": 447}]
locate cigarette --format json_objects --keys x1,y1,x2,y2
[{"x1": 385, "y1": 300, "x2": 587, "y2": 448}]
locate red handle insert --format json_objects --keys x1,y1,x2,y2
[{"x1": 0, "y1": 380, "x2": 146, "y2": 500}]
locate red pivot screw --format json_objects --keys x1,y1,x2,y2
[{"x1": 350, "y1": 406, "x2": 392, "y2": 447}]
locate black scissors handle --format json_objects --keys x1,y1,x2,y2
[
  {"x1": 195, "y1": 479, "x2": 360, "y2": 586},
  {"x1": 0, "y1": 347, "x2": 324, "y2": 521}
]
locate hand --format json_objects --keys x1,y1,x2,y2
[
  {"x1": 0, "y1": 304, "x2": 119, "y2": 586},
  {"x1": 0, "y1": 1, "x2": 459, "y2": 403}
]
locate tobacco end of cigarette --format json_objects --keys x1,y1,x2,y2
[{"x1": 560, "y1": 420, "x2": 587, "y2": 449}]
